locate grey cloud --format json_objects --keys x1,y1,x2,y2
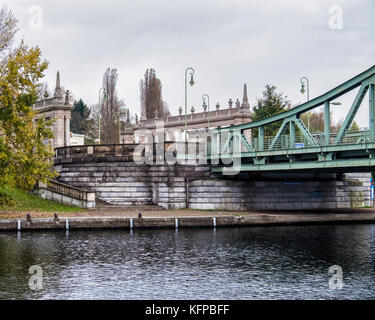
[{"x1": 8, "y1": 0, "x2": 375, "y2": 127}]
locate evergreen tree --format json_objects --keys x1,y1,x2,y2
[
  {"x1": 71, "y1": 98, "x2": 90, "y2": 134},
  {"x1": 252, "y1": 85, "x2": 292, "y2": 136}
]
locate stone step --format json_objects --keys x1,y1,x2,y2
[{"x1": 92, "y1": 199, "x2": 163, "y2": 211}]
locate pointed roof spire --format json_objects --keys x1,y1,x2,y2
[
  {"x1": 54, "y1": 71, "x2": 63, "y2": 98},
  {"x1": 241, "y1": 83, "x2": 250, "y2": 108},
  {"x1": 56, "y1": 70, "x2": 60, "y2": 88}
]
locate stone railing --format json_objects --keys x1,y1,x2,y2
[
  {"x1": 55, "y1": 144, "x2": 138, "y2": 164},
  {"x1": 37, "y1": 179, "x2": 95, "y2": 209},
  {"x1": 136, "y1": 106, "x2": 251, "y2": 129},
  {"x1": 54, "y1": 143, "x2": 180, "y2": 164},
  {"x1": 47, "y1": 179, "x2": 88, "y2": 200}
]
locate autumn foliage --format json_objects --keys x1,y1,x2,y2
[{"x1": 0, "y1": 5, "x2": 56, "y2": 191}]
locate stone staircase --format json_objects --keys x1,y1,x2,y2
[
  {"x1": 89, "y1": 199, "x2": 164, "y2": 211},
  {"x1": 55, "y1": 161, "x2": 211, "y2": 209}
]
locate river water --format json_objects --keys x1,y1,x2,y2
[{"x1": 0, "y1": 224, "x2": 374, "y2": 300}]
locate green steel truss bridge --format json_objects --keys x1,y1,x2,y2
[{"x1": 205, "y1": 65, "x2": 375, "y2": 173}]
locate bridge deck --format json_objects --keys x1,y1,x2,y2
[{"x1": 200, "y1": 65, "x2": 375, "y2": 173}]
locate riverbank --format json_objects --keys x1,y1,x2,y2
[
  {"x1": 0, "y1": 186, "x2": 83, "y2": 213},
  {"x1": 1, "y1": 208, "x2": 375, "y2": 231}
]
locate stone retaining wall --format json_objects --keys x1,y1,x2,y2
[
  {"x1": 2, "y1": 212, "x2": 375, "y2": 231},
  {"x1": 55, "y1": 159, "x2": 372, "y2": 210},
  {"x1": 188, "y1": 172, "x2": 372, "y2": 210},
  {"x1": 55, "y1": 162, "x2": 211, "y2": 209}
]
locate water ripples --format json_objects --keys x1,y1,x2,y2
[{"x1": 0, "y1": 224, "x2": 374, "y2": 299}]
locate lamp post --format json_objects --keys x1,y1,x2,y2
[
  {"x1": 114, "y1": 111, "x2": 122, "y2": 144},
  {"x1": 324, "y1": 101, "x2": 342, "y2": 145},
  {"x1": 185, "y1": 67, "x2": 195, "y2": 142},
  {"x1": 300, "y1": 77, "x2": 310, "y2": 101},
  {"x1": 98, "y1": 87, "x2": 107, "y2": 144},
  {"x1": 300, "y1": 76, "x2": 310, "y2": 130},
  {"x1": 202, "y1": 94, "x2": 210, "y2": 128}
]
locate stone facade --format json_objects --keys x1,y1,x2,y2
[
  {"x1": 55, "y1": 161, "x2": 210, "y2": 209},
  {"x1": 124, "y1": 84, "x2": 253, "y2": 143},
  {"x1": 188, "y1": 173, "x2": 371, "y2": 210},
  {"x1": 54, "y1": 144, "x2": 372, "y2": 210},
  {"x1": 33, "y1": 71, "x2": 72, "y2": 148}
]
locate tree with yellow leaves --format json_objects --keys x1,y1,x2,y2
[{"x1": 0, "y1": 5, "x2": 55, "y2": 191}]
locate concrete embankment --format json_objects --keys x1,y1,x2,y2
[{"x1": 1, "y1": 211, "x2": 375, "y2": 231}]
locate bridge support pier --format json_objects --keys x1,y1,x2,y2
[{"x1": 188, "y1": 172, "x2": 372, "y2": 211}]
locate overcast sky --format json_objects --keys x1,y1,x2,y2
[{"x1": 7, "y1": 0, "x2": 375, "y2": 127}]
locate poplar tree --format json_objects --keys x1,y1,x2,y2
[
  {"x1": 100, "y1": 68, "x2": 125, "y2": 144},
  {"x1": 140, "y1": 69, "x2": 164, "y2": 119}
]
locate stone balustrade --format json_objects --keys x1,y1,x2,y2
[{"x1": 36, "y1": 179, "x2": 96, "y2": 209}]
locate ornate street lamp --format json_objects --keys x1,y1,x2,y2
[
  {"x1": 98, "y1": 87, "x2": 107, "y2": 144},
  {"x1": 300, "y1": 76, "x2": 310, "y2": 101},
  {"x1": 300, "y1": 76, "x2": 310, "y2": 130},
  {"x1": 202, "y1": 94, "x2": 210, "y2": 128},
  {"x1": 185, "y1": 67, "x2": 195, "y2": 142}
]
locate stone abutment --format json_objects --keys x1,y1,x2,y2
[{"x1": 54, "y1": 145, "x2": 372, "y2": 210}]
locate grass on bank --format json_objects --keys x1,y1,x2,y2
[{"x1": 0, "y1": 186, "x2": 83, "y2": 214}]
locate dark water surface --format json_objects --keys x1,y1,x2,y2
[{"x1": 0, "y1": 224, "x2": 374, "y2": 299}]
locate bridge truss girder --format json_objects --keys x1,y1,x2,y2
[{"x1": 208, "y1": 65, "x2": 375, "y2": 173}]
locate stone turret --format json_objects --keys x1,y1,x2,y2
[
  {"x1": 241, "y1": 83, "x2": 250, "y2": 109},
  {"x1": 33, "y1": 71, "x2": 72, "y2": 148},
  {"x1": 54, "y1": 71, "x2": 64, "y2": 100}
]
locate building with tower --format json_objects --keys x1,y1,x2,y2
[
  {"x1": 130, "y1": 83, "x2": 253, "y2": 142},
  {"x1": 33, "y1": 71, "x2": 73, "y2": 148}
]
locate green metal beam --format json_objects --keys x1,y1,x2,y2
[
  {"x1": 212, "y1": 157, "x2": 375, "y2": 173},
  {"x1": 269, "y1": 119, "x2": 288, "y2": 150},
  {"x1": 334, "y1": 83, "x2": 368, "y2": 144},
  {"x1": 258, "y1": 126, "x2": 264, "y2": 151},
  {"x1": 232, "y1": 131, "x2": 242, "y2": 155},
  {"x1": 211, "y1": 65, "x2": 375, "y2": 133},
  {"x1": 294, "y1": 118, "x2": 318, "y2": 147},
  {"x1": 240, "y1": 133, "x2": 254, "y2": 152},
  {"x1": 211, "y1": 141, "x2": 375, "y2": 160},
  {"x1": 210, "y1": 132, "x2": 219, "y2": 164},
  {"x1": 289, "y1": 121, "x2": 295, "y2": 148},
  {"x1": 370, "y1": 84, "x2": 375, "y2": 139},
  {"x1": 189, "y1": 67, "x2": 375, "y2": 174},
  {"x1": 324, "y1": 101, "x2": 330, "y2": 145},
  {"x1": 220, "y1": 131, "x2": 233, "y2": 155}
]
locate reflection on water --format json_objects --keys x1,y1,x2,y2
[{"x1": 0, "y1": 224, "x2": 374, "y2": 299}]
